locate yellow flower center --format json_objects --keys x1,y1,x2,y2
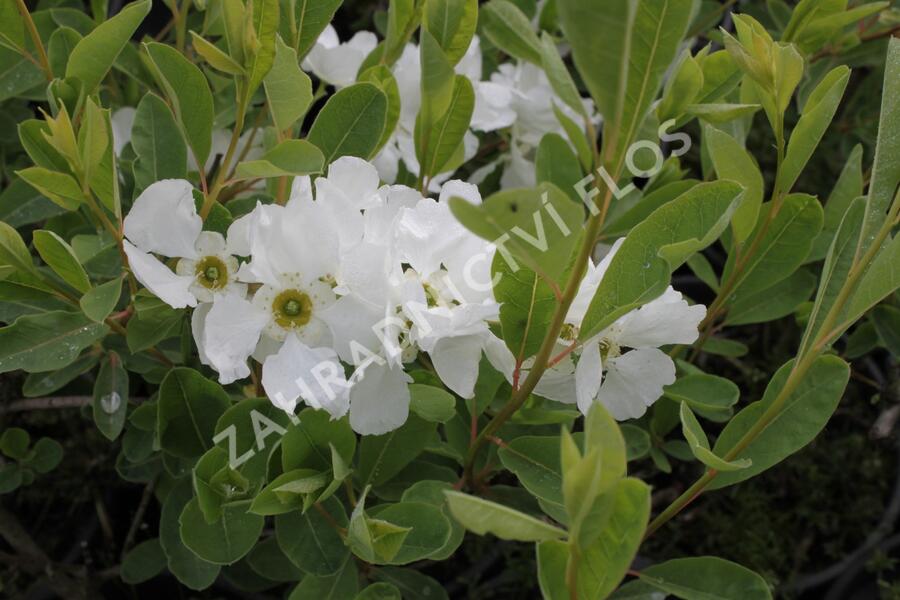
[
  {"x1": 273, "y1": 289, "x2": 313, "y2": 329},
  {"x1": 195, "y1": 256, "x2": 228, "y2": 290}
]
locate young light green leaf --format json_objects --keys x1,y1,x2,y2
[
  {"x1": 264, "y1": 36, "x2": 313, "y2": 133},
  {"x1": 710, "y1": 355, "x2": 850, "y2": 489},
  {"x1": 234, "y1": 139, "x2": 324, "y2": 179},
  {"x1": 244, "y1": 0, "x2": 280, "y2": 103},
  {"x1": 307, "y1": 82, "x2": 388, "y2": 164},
  {"x1": 0, "y1": 311, "x2": 108, "y2": 374},
  {"x1": 579, "y1": 181, "x2": 744, "y2": 341},
  {"x1": 66, "y1": 0, "x2": 151, "y2": 92},
  {"x1": 687, "y1": 103, "x2": 762, "y2": 124},
  {"x1": 444, "y1": 491, "x2": 567, "y2": 541},
  {"x1": 658, "y1": 49, "x2": 704, "y2": 123}
]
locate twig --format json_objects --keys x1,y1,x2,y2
[{"x1": 120, "y1": 478, "x2": 157, "y2": 563}]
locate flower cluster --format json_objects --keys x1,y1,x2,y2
[
  {"x1": 120, "y1": 27, "x2": 704, "y2": 436},
  {"x1": 123, "y1": 161, "x2": 704, "y2": 436}
]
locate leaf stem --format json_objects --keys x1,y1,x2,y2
[{"x1": 14, "y1": 0, "x2": 52, "y2": 81}]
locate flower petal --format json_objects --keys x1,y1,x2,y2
[
  {"x1": 202, "y1": 292, "x2": 269, "y2": 384},
  {"x1": 599, "y1": 348, "x2": 675, "y2": 420},
  {"x1": 349, "y1": 363, "x2": 412, "y2": 435},
  {"x1": 575, "y1": 339, "x2": 603, "y2": 415},
  {"x1": 124, "y1": 241, "x2": 197, "y2": 308},
  {"x1": 615, "y1": 287, "x2": 707, "y2": 348},
  {"x1": 262, "y1": 334, "x2": 350, "y2": 418},
  {"x1": 429, "y1": 334, "x2": 485, "y2": 398},
  {"x1": 124, "y1": 179, "x2": 201, "y2": 258}
]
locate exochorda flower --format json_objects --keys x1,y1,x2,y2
[
  {"x1": 302, "y1": 25, "x2": 378, "y2": 89},
  {"x1": 122, "y1": 179, "x2": 245, "y2": 310},
  {"x1": 492, "y1": 240, "x2": 706, "y2": 420}
]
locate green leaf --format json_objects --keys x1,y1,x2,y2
[
  {"x1": 0, "y1": 222, "x2": 47, "y2": 289},
  {"x1": 423, "y1": 0, "x2": 478, "y2": 65},
  {"x1": 265, "y1": 35, "x2": 313, "y2": 132},
  {"x1": 706, "y1": 127, "x2": 763, "y2": 243},
  {"x1": 800, "y1": 198, "x2": 865, "y2": 354},
  {"x1": 810, "y1": 144, "x2": 864, "y2": 261},
  {"x1": 0, "y1": 311, "x2": 108, "y2": 374},
  {"x1": 358, "y1": 65, "x2": 401, "y2": 154},
  {"x1": 22, "y1": 353, "x2": 97, "y2": 398},
  {"x1": 493, "y1": 257, "x2": 555, "y2": 361},
  {"x1": 687, "y1": 103, "x2": 761, "y2": 124},
  {"x1": 288, "y1": 556, "x2": 358, "y2": 599},
  {"x1": 0, "y1": 176, "x2": 67, "y2": 229},
  {"x1": 710, "y1": 355, "x2": 850, "y2": 489},
  {"x1": 0, "y1": 428, "x2": 30, "y2": 460},
  {"x1": 357, "y1": 415, "x2": 436, "y2": 486},
  {"x1": 726, "y1": 268, "x2": 816, "y2": 326},
  {"x1": 15, "y1": 167, "x2": 84, "y2": 211},
  {"x1": 680, "y1": 402, "x2": 751, "y2": 472},
  {"x1": 282, "y1": 408, "x2": 356, "y2": 472},
  {"x1": 29, "y1": 437, "x2": 63, "y2": 473},
  {"x1": 356, "y1": 583, "x2": 402, "y2": 600},
  {"x1": 373, "y1": 567, "x2": 448, "y2": 600},
  {"x1": 250, "y1": 468, "x2": 328, "y2": 515},
  {"x1": 80, "y1": 276, "x2": 122, "y2": 322},
  {"x1": 131, "y1": 92, "x2": 187, "y2": 194},
  {"x1": 32, "y1": 230, "x2": 91, "y2": 293},
  {"x1": 408, "y1": 384, "x2": 455, "y2": 423},
  {"x1": 580, "y1": 181, "x2": 743, "y2": 341},
  {"x1": 859, "y1": 38, "x2": 900, "y2": 258},
  {"x1": 449, "y1": 182, "x2": 584, "y2": 286},
  {"x1": 307, "y1": 82, "x2": 388, "y2": 164},
  {"x1": 658, "y1": 49, "x2": 704, "y2": 123},
  {"x1": 48, "y1": 26, "x2": 82, "y2": 76},
  {"x1": 190, "y1": 32, "x2": 245, "y2": 75},
  {"x1": 777, "y1": 66, "x2": 850, "y2": 194},
  {"x1": 180, "y1": 499, "x2": 263, "y2": 565},
  {"x1": 276, "y1": 496, "x2": 349, "y2": 576},
  {"x1": 157, "y1": 367, "x2": 232, "y2": 459},
  {"x1": 234, "y1": 139, "x2": 324, "y2": 179},
  {"x1": 664, "y1": 373, "x2": 739, "y2": 423},
  {"x1": 215, "y1": 398, "x2": 294, "y2": 485},
  {"x1": 66, "y1": 0, "x2": 151, "y2": 92},
  {"x1": 418, "y1": 74, "x2": 474, "y2": 177},
  {"x1": 18, "y1": 119, "x2": 69, "y2": 172},
  {"x1": 724, "y1": 194, "x2": 823, "y2": 298},
  {"x1": 369, "y1": 501, "x2": 452, "y2": 564},
  {"x1": 480, "y1": 0, "x2": 542, "y2": 65},
  {"x1": 843, "y1": 231, "x2": 900, "y2": 327},
  {"x1": 246, "y1": 536, "x2": 305, "y2": 582},
  {"x1": 444, "y1": 491, "x2": 567, "y2": 541},
  {"x1": 92, "y1": 351, "x2": 129, "y2": 441},
  {"x1": 143, "y1": 42, "x2": 214, "y2": 170},
  {"x1": 293, "y1": 0, "x2": 344, "y2": 59},
  {"x1": 638, "y1": 556, "x2": 772, "y2": 600},
  {"x1": 873, "y1": 305, "x2": 900, "y2": 357},
  {"x1": 159, "y1": 478, "x2": 220, "y2": 590},
  {"x1": 244, "y1": 0, "x2": 280, "y2": 103},
  {"x1": 536, "y1": 133, "x2": 584, "y2": 203},
  {"x1": 498, "y1": 435, "x2": 565, "y2": 515},
  {"x1": 121, "y1": 538, "x2": 167, "y2": 584},
  {"x1": 538, "y1": 32, "x2": 588, "y2": 119}
]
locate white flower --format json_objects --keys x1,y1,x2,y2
[
  {"x1": 122, "y1": 179, "x2": 244, "y2": 309},
  {"x1": 302, "y1": 25, "x2": 377, "y2": 88},
  {"x1": 111, "y1": 107, "x2": 136, "y2": 156},
  {"x1": 492, "y1": 240, "x2": 705, "y2": 420},
  {"x1": 393, "y1": 180, "x2": 502, "y2": 398}
]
